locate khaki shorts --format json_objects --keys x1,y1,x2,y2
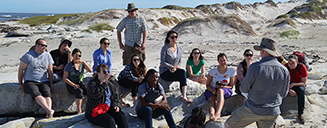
[
  {"x1": 123, "y1": 44, "x2": 145, "y2": 65},
  {"x1": 226, "y1": 106, "x2": 278, "y2": 128}
]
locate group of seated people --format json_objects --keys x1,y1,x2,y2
[{"x1": 18, "y1": 31, "x2": 308, "y2": 127}]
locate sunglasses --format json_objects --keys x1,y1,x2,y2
[
  {"x1": 133, "y1": 58, "x2": 140, "y2": 62},
  {"x1": 193, "y1": 52, "x2": 200, "y2": 55},
  {"x1": 74, "y1": 54, "x2": 82, "y2": 57},
  {"x1": 128, "y1": 10, "x2": 135, "y2": 13},
  {"x1": 38, "y1": 43, "x2": 47, "y2": 47},
  {"x1": 102, "y1": 70, "x2": 109, "y2": 74},
  {"x1": 245, "y1": 54, "x2": 253, "y2": 57},
  {"x1": 103, "y1": 43, "x2": 110, "y2": 45},
  {"x1": 170, "y1": 36, "x2": 178, "y2": 39},
  {"x1": 64, "y1": 41, "x2": 70, "y2": 44}
]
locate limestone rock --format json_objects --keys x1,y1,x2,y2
[
  {"x1": 32, "y1": 114, "x2": 85, "y2": 128},
  {"x1": 0, "y1": 117, "x2": 34, "y2": 128},
  {"x1": 5, "y1": 30, "x2": 32, "y2": 37},
  {"x1": 305, "y1": 83, "x2": 321, "y2": 95},
  {"x1": 307, "y1": 65, "x2": 327, "y2": 80}
]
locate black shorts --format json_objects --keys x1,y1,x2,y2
[{"x1": 24, "y1": 81, "x2": 51, "y2": 98}]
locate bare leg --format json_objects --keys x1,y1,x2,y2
[
  {"x1": 215, "y1": 88, "x2": 225, "y2": 118},
  {"x1": 76, "y1": 99, "x2": 82, "y2": 114},
  {"x1": 198, "y1": 76, "x2": 207, "y2": 85},
  {"x1": 132, "y1": 96, "x2": 137, "y2": 101},
  {"x1": 35, "y1": 96, "x2": 54, "y2": 118},
  {"x1": 208, "y1": 96, "x2": 217, "y2": 121},
  {"x1": 182, "y1": 86, "x2": 193, "y2": 103}
]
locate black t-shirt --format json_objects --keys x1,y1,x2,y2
[{"x1": 50, "y1": 49, "x2": 68, "y2": 74}]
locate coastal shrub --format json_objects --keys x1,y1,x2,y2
[
  {"x1": 89, "y1": 23, "x2": 115, "y2": 32},
  {"x1": 158, "y1": 17, "x2": 174, "y2": 26},
  {"x1": 266, "y1": 0, "x2": 278, "y2": 7},
  {"x1": 276, "y1": 14, "x2": 288, "y2": 19},
  {"x1": 81, "y1": 29, "x2": 92, "y2": 33},
  {"x1": 299, "y1": 12, "x2": 312, "y2": 19},
  {"x1": 58, "y1": 13, "x2": 96, "y2": 26},
  {"x1": 290, "y1": 13, "x2": 298, "y2": 18},
  {"x1": 19, "y1": 14, "x2": 77, "y2": 26},
  {"x1": 280, "y1": 30, "x2": 300, "y2": 38}
]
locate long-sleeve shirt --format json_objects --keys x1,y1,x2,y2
[
  {"x1": 118, "y1": 63, "x2": 145, "y2": 81},
  {"x1": 92, "y1": 48, "x2": 112, "y2": 74},
  {"x1": 240, "y1": 56, "x2": 290, "y2": 116},
  {"x1": 159, "y1": 44, "x2": 182, "y2": 75}
]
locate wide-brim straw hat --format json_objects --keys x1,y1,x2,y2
[
  {"x1": 254, "y1": 38, "x2": 282, "y2": 57},
  {"x1": 126, "y1": 3, "x2": 138, "y2": 11}
]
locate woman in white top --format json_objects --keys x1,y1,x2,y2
[{"x1": 204, "y1": 53, "x2": 235, "y2": 121}]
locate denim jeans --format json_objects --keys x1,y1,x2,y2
[
  {"x1": 291, "y1": 86, "x2": 305, "y2": 115},
  {"x1": 137, "y1": 106, "x2": 177, "y2": 128}
]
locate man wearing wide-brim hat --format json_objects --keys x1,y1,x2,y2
[
  {"x1": 116, "y1": 3, "x2": 147, "y2": 65},
  {"x1": 50, "y1": 38, "x2": 73, "y2": 83},
  {"x1": 225, "y1": 38, "x2": 290, "y2": 128}
]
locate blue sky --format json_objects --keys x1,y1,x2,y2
[{"x1": 0, "y1": 0, "x2": 289, "y2": 13}]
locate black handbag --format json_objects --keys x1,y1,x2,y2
[{"x1": 144, "y1": 83, "x2": 161, "y2": 103}]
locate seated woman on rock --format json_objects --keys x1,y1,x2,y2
[
  {"x1": 159, "y1": 30, "x2": 193, "y2": 103},
  {"x1": 186, "y1": 48, "x2": 207, "y2": 84},
  {"x1": 135, "y1": 69, "x2": 177, "y2": 128},
  {"x1": 63, "y1": 48, "x2": 92, "y2": 114},
  {"x1": 118, "y1": 53, "x2": 146, "y2": 105},
  {"x1": 85, "y1": 64, "x2": 128, "y2": 128},
  {"x1": 204, "y1": 53, "x2": 235, "y2": 121}
]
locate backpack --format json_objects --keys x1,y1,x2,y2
[
  {"x1": 292, "y1": 51, "x2": 311, "y2": 71},
  {"x1": 286, "y1": 63, "x2": 302, "y2": 78},
  {"x1": 184, "y1": 107, "x2": 206, "y2": 128}
]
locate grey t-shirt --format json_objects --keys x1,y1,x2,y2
[
  {"x1": 63, "y1": 62, "x2": 85, "y2": 84},
  {"x1": 135, "y1": 82, "x2": 165, "y2": 112},
  {"x1": 20, "y1": 50, "x2": 54, "y2": 83}
]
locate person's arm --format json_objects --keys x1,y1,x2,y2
[
  {"x1": 290, "y1": 77, "x2": 307, "y2": 88},
  {"x1": 158, "y1": 94, "x2": 170, "y2": 110},
  {"x1": 67, "y1": 51, "x2": 73, "y2": 63},
  {"x1": 18, "y1": 61, "x2": 28, "y2": 92},
  {"x1": 160, "y1": 46, "x2": 173, "y2": 69},
  {"x1": 236, "y1": 64, "x2": 244, "y2": 82},
  {"x1": 141, "y1": 30, "x2": 147, "y2": 50},
  {"x1": 92, "y1": 51, "x2": 99, "y2": 73},
  {"x1": 82, "y1": 61, "x2": 92, "y2": 73},
  {"x1": 117, "y1": 30, "x2": 125, "y2": 50},
  {"x1": 186, "y1": 65, "x2": 197, "y2": 78},
  {"x1": 206, "y1": 74, "x2": 215, "y2": 93},
  {"x1": 139, "y1": 96, "x2": 161, "y2": 110},
  {"x1": 240, "y1": 65, "x2": 256, "y2": 93},
  {"x1": 108, "y1": 51, "x2": 112, "y2": 74},
  {"x1": 200, "y1": 64, "x2": 206, "y2": 77},
  {"x1": 48, "y1": 64, "x2": 54, "y2": 93},
  {"x1": 223, "y1": 76, "x2": 235, "y2": 89},
  {"x1": 63, "y1": 71, "x2": 79, "y2": 89}
]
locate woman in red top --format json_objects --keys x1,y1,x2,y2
[{"x1": 284, "y1": 54, "x2": 308, "y2": 124}]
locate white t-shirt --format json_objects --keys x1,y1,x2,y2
[{"x1": 208, "y1": 67, "x2": 236, "y2": 89}]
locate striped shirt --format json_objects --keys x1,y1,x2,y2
[{"x1": 116, "y1": 15, "x2": 147, "y2": 47}]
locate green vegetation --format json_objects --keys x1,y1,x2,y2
[
  {"x1": 58, "y1": 13, "x2": 96, "y2": 25},
  {"x1": 299, "y1": 12, "x2": 312, "y2": 19},
  {"x1": 19, "y1": 14, "x2": 78, "y2": 26},
  {"x1": 89, "y1": 23, "x2": 115, "y2": 32},
  {"x1": 158, "y1": 17, "x2": 174, "y2": 26},
  {"x1": 276, "y1": 14, "x2": 288, "y2": 19},
  {"x1": 267, "y1": 0, "x2": 277, "y2": 7},
  {"x1": 81, "y1": 29, "x2": 92, "y2": 33},
  {"x1": 290, "y1": 12, "x2": 298, "y2": 18},
  {"x1": 280, "y1": 30, "x2": 300, "y2": 38}
]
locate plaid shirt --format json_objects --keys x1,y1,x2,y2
[{"x1": 116, "y1": 15, "x2": 147, "y2": 47}]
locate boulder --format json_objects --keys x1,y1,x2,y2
[
  {"x1": 307, "y1": 65, "x2": 327, "y2": 80},
  {"x1": 32, "y1": 114, "x2": 85, "y2": 128},
  {"x1": 5, "y1": 30, "x2": 33, "y2": 37},
  {"x1": 0, "y1": 117, "x2": 34, "y2": 128},
  {"x1": 0, "y1": 79, "x2": 92, "y2": 116}
]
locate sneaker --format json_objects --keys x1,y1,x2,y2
[{"x1": 298, "y1": 114, "x2": 305, "y2": 124}]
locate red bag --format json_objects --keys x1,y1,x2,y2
[
  {"x1": 92, "y1": 103, "x2": 109, "y2": 117},
  {"x1": 292, "y1": 51, "x2": 305, "y2": 63}
]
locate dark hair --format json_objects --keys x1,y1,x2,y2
[
  {"x1": 188, "y1": 48, "x2": 204, "y2": 60},
  {"x1": 130, "y1": 53, "x2": 146, "y2": 77},
  {"x1": 141, "y1": 69, "x2": 158, "y2": 83},
  {"x1": 94, "y1": 64, "x2": 109, "y2": 79},
  {"x1": 72, "y1": 48, "x2": 81, "y2": 55},
  {"x1": 35, "y1": 38, "x2": 45, "y2": 45},
  {"x1": 217, "y1": 53, "x2": 227, "y2": 60},
  {"x1": 240, "y1": 49, "x2": 253, "y2": 77},
  {"x1": 100, "y1": 37, "x2": 109, "y2": 44},
  {"x1": 164, "y1": 30, "x2": 178, "y2": 44}
]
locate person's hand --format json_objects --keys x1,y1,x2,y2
[
  {"x1": 75, "y1": 60, "x2": 85, "y2": 64},
  {"x1": 159, "y1": 103, "x2": 170, "y2": 110},
  {"x1": 50, "y1": 84, "x2": 55, "y2": 93},
  {"x1": 141, "y1": 43, "x2": 146, "y2": 50},
  {"x1": 58, "y1": 64, "x2": 65, "y2": 70},
  {"x1": 114, "y1": 106, "x2": 120, "y2": 112},
  {"x1": 119, "y1": 43, "x2": 125, "y2": 50},
  {"x1": 73, "y1": 84, "x2": 80, "y2": 89},
  {"x1": 289, "y1": 83, "x2": 295, "y2": 89},
  {"x1": 18, "y1": 83, "x2": 24, "y2": 92},
  {"x1": 64, "y1": 46, "x2": 71, "y2": 53},
  {"x1": 175, "y1": 65, "x2": 180, "y2": 69},
  {"x1": 105, "y1": 74, "x2": 111, "y2": 83},
  {"x1": 169, "y1": 66, "x2": 176, "y2": 73}
]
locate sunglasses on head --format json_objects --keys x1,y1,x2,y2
[
  {"x1": 102, "y1": 70, "x2": 109, "y2": 74},
  {"x1": 133, "y1": 58, "x2": 140, "y2": 62},
  {"x1": 193, "y1": 52, "x2": 200, "y2": 55},
  {"x1": 245, "y1": 54, "x2": 253, "y2": 57},
  {"x1": 128, "y1": 10, "x2": 135, "y2": 13},
  {"x1": 38, "y1": 43, "x2": 47, "y2": 47},
  {"x1": 170, "y1": 36, "x2": 178, "y2": 39},
  {"x1": 74, "y1": 54, "x2": 82, "y2": 57}
]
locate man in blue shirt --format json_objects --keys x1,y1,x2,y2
[
  {"x1": 117, "y1": 3, "x2": 147, "y2": 65},
  {"x1": 225, "y1": 38, "x2": 290, "y2": 128}
]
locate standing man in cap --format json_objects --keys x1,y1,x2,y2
[
  {"x1": 284, "y1": 54, "x2": 308, "y2": 124},
  {"x1": 116, "y1": 3, "x2": 147, "y2": 65},
  {"x1": 225, "y1": 38, "x2": 290, "y2": 128},
  {"x1": 50, "y1": 38, "x2": 73, "y2": 83}
]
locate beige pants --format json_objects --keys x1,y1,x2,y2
[{"x1": 123, "y1": 44, "x2": 145, "y2": 65}]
